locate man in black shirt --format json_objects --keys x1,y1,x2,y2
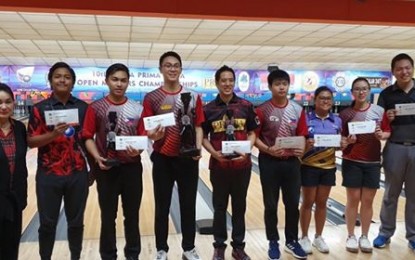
[{"x1": 374, "y1": 53, "x2": 415, "y2": 252}]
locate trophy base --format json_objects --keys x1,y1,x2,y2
[
  {"x1": 180, "y1": 148, "x2": 201, "y2": 157},
  {"x1": 103, "y1": 158, "x2": 121, "y2": 167},
  {"x1": 223, "y1": 153, "x2": 240, "y2": 159}
]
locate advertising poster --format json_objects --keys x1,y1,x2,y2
[{"x1": 2, "y1": 65, "x2": 392, "y2": 105}]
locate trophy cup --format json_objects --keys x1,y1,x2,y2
[
  {"x1": 224, "y1": 109, "x2": 239, "y2": 159},
  {"x1": 179, "y1": 92, "x2": 200, "y2": 157},
  {"x1": 105, "y1": 111, "x2": 120, "y2": 167}
]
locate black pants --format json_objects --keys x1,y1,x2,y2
[
  {"x1": 0, "y1": 206, "x2": 22, "y2": 260},
  {"x1": 151, "y1": 152, "x2": 199, "y2": 252},
  {"x1": 210, "y1": 168, "x2": 251, "y2": 249},
  {"x1": 258, "y1": 154, "x2": 301, "y2": 243},
  {"x1": 36, "y1": 170, "x2": 89, "y2": 260},
  {"x1": 96, "y1": 162, "x2": 143, "y2": 260}
]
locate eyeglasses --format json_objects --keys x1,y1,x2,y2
[
  {"x1": 352, "y1": 88, "x2": 369, "y2": 93},
  {"x1": 162, "y1": 63, "x2": 181, "y2": 70},
  {"x1": 317, "y1": 97, "x2": 332, "y2": 101}
]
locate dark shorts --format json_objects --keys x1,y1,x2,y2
[
  {"x1": 341, "y1": 159, "x2": 381, "y2": 189},
  {"x1": 301, "y1": 165, "x2": 336, "y2": 187}
]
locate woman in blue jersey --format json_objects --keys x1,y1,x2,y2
[{"x1": 299, "y1": 86, "x2": 342, "y2": 255}]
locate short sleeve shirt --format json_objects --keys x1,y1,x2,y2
[
  {"x1": 202, "y1": 94, "x2": 259, "y2": 170},
  {"x1": 137, "y1": 86, "x2": 205, "y2": 157},
  {"x1": 256, "y1": 99, "x2": 308, "y2": 157},
  {"x1": 339, "y1": 104, "x2": 388, "y2": 162},
  {"x1": 302, "y1": 111, "x2": 342, "y2": 169},
  {"x1": 28, "y1": 95, "x2": 88, "y2": 176}
]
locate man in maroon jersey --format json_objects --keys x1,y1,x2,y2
[
  {"x1": 255, "y1": 69, "x2": 308, "y2": 260},
  {"x1": 202, "y1": 65, "x2": 259, "y2": 260},
  {"x1": 28, "y1": 62, "x2": 89, "y2": 260},
  {"x1": 137, "y1": 51, "x2": 204, "y2": 260},
  {"x1": 82, "y1": 63, "x2": 143, "y2": 260}
]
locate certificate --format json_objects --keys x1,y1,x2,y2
[
  {"x1": 395, "y1": 103, "x2": 415, "y2": 116},
  {"x1": 274, "y1": 136, "x2": 305, "y2": 150},
  {"x1": 221, "y1": 141, "x2": 251, "y2": 154},
  {"x1": 44, "y1": 108, "x2": 79, "y2": 126},
  {"x1": 314, "y1": 134, "x2": 341, "y2": 147},
  {"x1": 348, "y1": 120, "x2": 376, "y2": 135},
  {"x1": 143, "y1": 112, "x2": 176, "y2": 130},
  {"x1": 115, "y1": 136, "x2": 148, "y2": 150}
]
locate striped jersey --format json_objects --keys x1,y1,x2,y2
[
  {"x1": 256, "y1": 99, "x2": 308, "y2": 157},
  {"x1": 302, "y1": 111, "x2": 342, "y2": 169},
  {"x1": 82, "y1": 96, "x2": 143, "y2": 164},
  {"x1": 137, "y1": 86, "x2": 204, "y2": 156},
  {"x1": 339, "y1": 104, "x2": 389, "y2": 162}
]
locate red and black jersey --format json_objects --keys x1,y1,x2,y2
[
  {"x1": 0, "y1": 124, "x2": 16, "y2": 174},
  {"x1": 137, "y1": 86, "x2": 205, "y2": 157},
  {"x1": 256, "y1": 99, "x2": 308, "y2": 157},
  {"x1": 202, "y1": 94, "x2": 259, "y2": 170},
  {"x1": 82, "y1": 96, "x2": 143, "y2": 164},
  {"x1": 340, "y1": 104, "x2": 390, "y2": 162},
  {"x1": 28, "y1": 95, "x2": 88, "y2": 176}
]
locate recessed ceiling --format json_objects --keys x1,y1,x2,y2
[{"x1": 0, "y1": 11, "x2": 414, "y2": 71}]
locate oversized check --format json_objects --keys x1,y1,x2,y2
[
  {"x1": 221, "y1": 140, "x2": 251, "y2": 154},
  {"x1": 274, "y1": 136, "x2": 305, "y2": 149},
  {"x1": 115, "y1": 136, "x2": 148, "y2": 150},
  {"x1": 143, "y1": 112, "x2": 176, "y2": 130},
  {"x1": 44, "y1": 108, "x2": 79, "y2": 126},
  {"x1": 314, "y1": 134, "x2": 341, "y2": 147},
  {"x1": 395, "y1": 103, "x2": 415, "y2": 116},
  {"x1": 348, "y1": 120, "x2": 376, "y2": 135}
]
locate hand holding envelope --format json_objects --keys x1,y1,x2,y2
[
  {"x1": 313, "y1": 134, "x2": 341, "y2": 147},
  {"x1": 348, "y1": 120, "x2": 376, "y2": 135},
  {"x1": 45, "y1": 108, "x2": 79, "y2": 126},
  {"x1": 115, "y1": 136, "x2": 148, "y2": 151},
  {"x1": 274, "y1": 136, "x2": 305, "y2": 150},
  {"x1": 143, "y1": 112, "x2": 176, "y2": 130},
  {"x1": 221, "y1": 140, "x2": 251, "y2": 158},
  {"x1": 395, "y1": 103, "x2": 415, "y2": 116},
  {"x1": 272, "y1": 136, "x2": 305, "y2": 157}
]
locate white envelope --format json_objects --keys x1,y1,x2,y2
[
  {"x1": 143, "y1": 112, "x2": 176, "y2": 130},
  {"x1": 395, "y1": 103, "x2": 415, "y2": 116},
  {"x1": 221, "y1": 140, "x2": 251, "y2": 154},
  {"x1": 274, "y1": 136, "x2": 305, "y2": 149},
  {"x1": 348, "y1": 120, "x2": 376, "y2": 135},
  {"x1": 44, "y1": 108, "x2": 79, "y2": 126},
  {"x1": 115, "y1": 136, "x2": 148, "y2": 150},
  {"x1": 314, "y1": 134, "x2": 341, "y2": 147}
]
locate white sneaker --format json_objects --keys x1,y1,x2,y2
[
  {"x1": 182, "y1": 248, "x2": 201, "y2": 260},
  {"x1": 313, "y1": 235, "x2": 329, "y2": 253},
  {"x1": 346, "y1": 235, "x2": 359, "y2": 253},
  {"x1": 155, "y1": 250, "x2": 168, "y2": 260},
  {"x1": 298, "y1": 236, "x2": 312, "y2": 254},
  {"x1": 359, "y1": 235, "x2": 373, "y2": 253}
]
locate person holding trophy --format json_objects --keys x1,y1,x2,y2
[
  {"x1": 202, "y1": 65, "x2": 259, "y2": 260},
  {"x1": 82, "y1": 63, "x2": 143, "y2": 260},
  {"x1": 137, "y1": 51, "x2": 205, "y2": 260}
]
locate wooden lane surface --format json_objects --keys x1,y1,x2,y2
[
  {"x1": 22, "y1": 148, "x2": 38, "y2": 231},
  {"x1": 19, "y1": 222, "x2": 414, "y2": 260},
  {"x1": 22, "y1": 145, "x2": 408, "y2": 238}
]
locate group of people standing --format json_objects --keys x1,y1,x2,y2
[{"x1": 0, "y1": 52, "x2": 414, "y2": 260}]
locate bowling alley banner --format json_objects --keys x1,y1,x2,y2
[{"x1": 1, "y1": 65, "x2": 392, "y2": 104}]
